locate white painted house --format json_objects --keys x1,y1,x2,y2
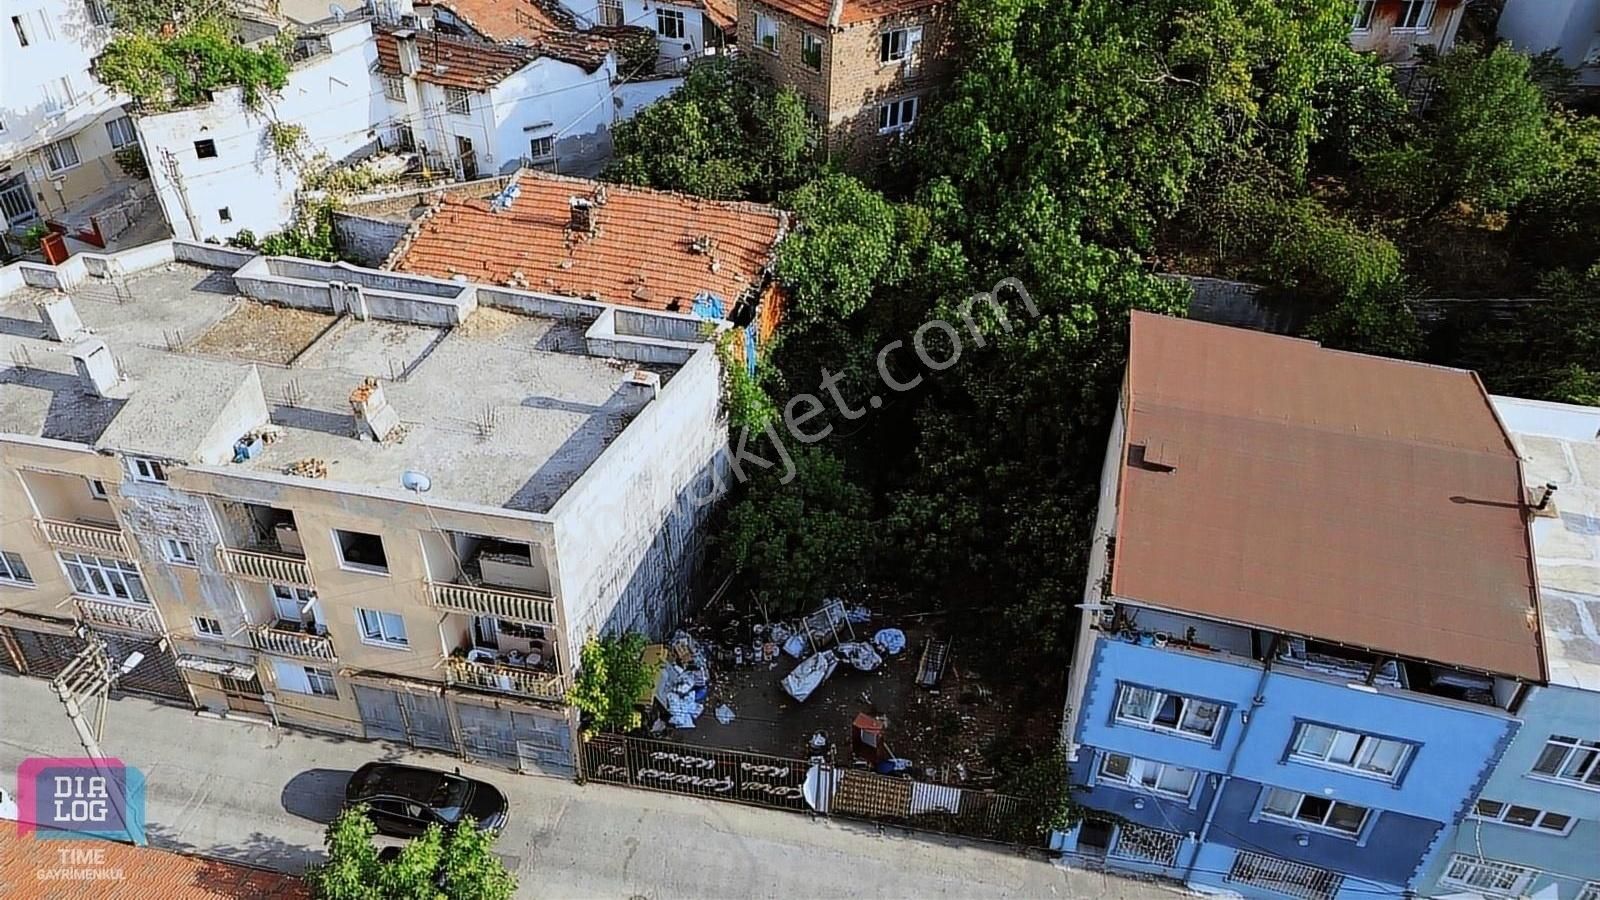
[
  {"x1": 136, "y1": 18, "x2": 384, "y2": 243},
  {"x1": 374, "y1": 27, "x2": 617, "y2": 178},
  {"x1": 0, "y1": 0, "x2": 150, "y2": 243},
  {"x1": 1499, "y1": 0, "x2": 1600, "y2": 87},
  {"x1": 569, "y1": 0, "x2": 733, "y2": 65}
]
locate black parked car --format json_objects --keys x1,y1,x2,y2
[{"x1": 345, "y1": 762, "x2": 508, "y2": 838}]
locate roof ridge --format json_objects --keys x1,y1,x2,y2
[{"x1": 515, "y1": 170, "x2": 787, "y2": 221}]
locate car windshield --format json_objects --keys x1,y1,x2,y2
[{"x1": 431, "y1": 777, "x2": 470, "y2": 822}]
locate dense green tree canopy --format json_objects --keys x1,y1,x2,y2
[{"x1": 306, "y1": 807, "x2": 515, "y2": 900}]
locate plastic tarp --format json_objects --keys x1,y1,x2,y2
[
  {"x1": 837, "y1": 642, "x2": 883, "y2": 672},
  {"x1": 873, "y1": 628, "x2": 907, "y2": 655},
  {"x1": 782, "y1": 651, "x2": 838, "y2": 702}
]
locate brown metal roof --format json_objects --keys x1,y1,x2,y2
[{"x1": 1111, "y1": 312, "x2": 1545, "y2": 681}]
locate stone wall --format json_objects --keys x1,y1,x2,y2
[
  {"x1": 823, "y1": 5, "x2": 952, "y2": 167},
  {"x1": 332, "y1": 213, "x2": 409, "y2": 268}
]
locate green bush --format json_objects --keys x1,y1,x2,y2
[
  {"x1": 567, "y1": 632, "x2": 660, "y2": 736},
  {"x1": 97, "y1": 24, "x2": 289, "y2": 110}
]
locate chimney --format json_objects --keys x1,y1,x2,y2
[
  {"x1": 350, "y1": 377, "x2": 403, "y2": 442},
  {"x1": 827, "y1": 0, "x2": 845, "y2": 27},
  {"x1": 394, "y1": 29, "x2": 421, "y2": 76},
  {"x1": 1530, "y1": 482, "x2": 1559, "y2": 514},
  {"x1": 37, "y1": 296, "x2": 86, "y2": 342},
  {"x1": 69, "y1": 338, "x2": 120, "y2": 397},
  {"x1": 569, "y1": 196, "x2": 596, "y2": 235}
]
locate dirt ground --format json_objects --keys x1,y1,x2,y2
[
  {"x1": 664, "y1": 610, "x2": 1029, "y2": 787},
  {"x1": 189, "y1": 300, "x2": 335, "y2": 364}
]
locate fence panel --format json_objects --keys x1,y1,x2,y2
[{"x1": 582, "y1": 734, "x2": 812, "y2": 812}]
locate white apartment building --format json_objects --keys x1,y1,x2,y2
[{"x1": 0, "y1": 0, "x2": 151, "y2": 245}]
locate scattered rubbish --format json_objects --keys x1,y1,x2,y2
[
  {"x1": 649, "y1": 718, "x2": 667, "y2": 735},
  {"x1": 837, "y1": 642, "x2": 883, "y2": 672},
  {"x1": 916, "y1": 637, "x2": 951, "y2": 689},
  {"x1": 845, "y1": 605, "x2": 872, "y2": 624},
  {"x1": 783, "y1": 633, "x2": 809, "y2": 659},
  {"x1": 800, "y1": 599, "x2": 855, "y2": 653},
  {"x1": 876, "y1": 757, "x2": 912, "y2": 775},
  {"x1": 873, "y1": 628, "x2": 907, "y2": 656},
  {"x1": 782, "y1": 650, "x2": 838, "y2": 703},
  {"x1": 770, "y1": 622, "x2": 791, "y2": 644},
  {"x1": 283, "y1": 457, "x2": 328, "y2": 478},
  {"x1": 715, "y1": 703, "x2": 735, "y2": 725}
]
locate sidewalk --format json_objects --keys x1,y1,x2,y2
[{"x1": 0, "y1": 673, "x2": 1188, "y2": 899}]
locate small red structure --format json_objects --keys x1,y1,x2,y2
[
  {"x1": 851, "y1": 712, "x2": 887, "y2": 766},
  {"x1": 39, "y1": 230, "x2": 70, "y2": 265}
]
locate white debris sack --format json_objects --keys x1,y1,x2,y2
[
  {"x1": 873, "y1": 628, "x2": 907, "y2": 655},
  {"x1": 715, "y1": 704, "x2": 735, "y2": 724},
  {"x1": 782, "y1": 651, "x2": 839, "y2": 703},
  {"x1": 837, "y1": 641, "x2": 883, "y2": 672}
]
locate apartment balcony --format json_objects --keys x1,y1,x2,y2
[
  {"x1": 445, "y1": 655, "x2": 566, "y2": 702},
  {"x1": 219, "y1": 547, "x2": 313, "y2": 586},
  {"x1": 38, "y1": 518, "x2": 130, "y2": 557},
  {"x1": 74, "y1": 596, "x2": 162, "y2": 636},
  {"x1": 250, "y1": 623, "x2": 336, "y2": 661},
  {"x1": 427, "y1": 581, "x2": 556, "y2": 626}
]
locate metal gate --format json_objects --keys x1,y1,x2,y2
[
  {"x1": 456, "y1": 703, "x2": 574, "y2": 778},
  {"x1": 7, "y1": 627, "x2": 189, "y2": 703},
  {"x1": 0, "y1": 173, "x2": 37, "y2": 225},
  {"x1": 352, "y1": 684, "x2": 457, "y2": 751},
  {"x1": 582, "y1": 734, "x2": 812, "y2": 811}
]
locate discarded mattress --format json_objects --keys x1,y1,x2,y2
[{"x1": 782, "y1": 651, "x2": 838, "y2": 703}]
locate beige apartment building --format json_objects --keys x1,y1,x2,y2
[
  {"x1": 0, "y1": 191, "x2": 779, "y2": 773},
  {"x1": 737, "y1": 0, "x2": 951, "y2": 167}
]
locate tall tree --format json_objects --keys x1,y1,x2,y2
[{"x1": 306, "y1": 807, "x2": 516, "y2": 900}]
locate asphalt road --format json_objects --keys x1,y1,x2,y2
[{"x1": 0, "y1": 674, "x2": 1187, "y2": 899}]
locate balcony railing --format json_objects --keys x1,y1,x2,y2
[
  {"x1": 445, "y1": 656, "x2": 565, "y2": 702},
  {"x1": 75, "y1": 596, "x2": 162, "y2": 636},
  {"x1": 427, "y1": 581, "x2": 555, "y2": 626},
  {"x1": 219, "y1": 547, "x2": 313, "y2": 586},
  {"x1": 250, "y1": 624, "x2": 336, "y2": 661},
  {"x1": 39, "y1": 519, "x2": 130, "y2": 557}
]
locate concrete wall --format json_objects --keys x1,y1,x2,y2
[
  {"x1": 232, "y1": 254, "x2": 477, "y2": 324},
  {"x1": 1417, "y1": 683, "x2": 1600, "y2": 899},
  {"x1": 332, "y1": 213, "x2": 409, "y2": 267},
  {"x1": 550, "y1": 345, "x2": 727, "y2": 655},
  {"x1": 137, "y1": 20, "x2": 384, "y2": 242},
  {"x1": 1499, "y1": 0, "x2": 1600, "y2": 85},
  {"x1": 487, "y1": 56, "x2": 617, "y2": 175},
  {"x1": 615, "y1": 77, "x2": 686, "y2": 121}
]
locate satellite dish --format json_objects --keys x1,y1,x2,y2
[
  {"x1": 328, "y1": 3, "x2": 347, "y2": 21},
  {"x1": 401, "y1": 470, "x2": 432, "y2": 493}
]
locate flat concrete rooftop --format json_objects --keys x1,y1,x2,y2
[{"x1": 0, "y1": 262, "x2": 679, "y2": 513}]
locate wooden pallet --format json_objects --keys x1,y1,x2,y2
[{"x1": 916, "y1": 638, "x2": 950, "y2": 688}]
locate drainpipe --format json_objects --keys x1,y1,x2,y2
[{"x1": 1181, "y1": 634, "x2": 1280, "y2": 883}]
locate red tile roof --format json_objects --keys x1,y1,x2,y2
[
  {"x1": 387, "y1": 171, "x2": 787, "y2": 313},
  {"x1": 374, "y1": 27, "x2": 609, "y2": 89},
  {"x1": 417, "y1": 0, "x2": 566, "y2": 44},
  {"x1": 1111, "y1": 312, "x2": 1545, "y2": 681},
  {"x1": 753, "y1": 0, "x2": 945, "y2": 28},
  {"x1": 0, "y1": 830, "x2": 311, "y2": 899},
  {"x1": 702, "y1": 0, "x2": 736, "y2": 30}
]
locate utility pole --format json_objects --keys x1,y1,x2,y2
[
  {"x1": 49, "y1": 633, "x2": 143, "y2": 760},
  {"x1": 159, "y1": 148, "x2": 201, "y2": 241}
]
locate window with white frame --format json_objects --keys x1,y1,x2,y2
[
  {"x1": 382, "y1": 74, "x2": 406, "y2": 102},
  {"x1": 59, "y1": 552, "x2": 147, "y2": 603},
  {"x1": 356, "y1": 607, "x2": 408, "y2": 647},
  {"x1": 1260, "y1": 787, "x2": 1370, "y2": 836},
  {"x1": 0, "y1": 550, "x2": 33, "y2": 585},
  {"x1": 274, "y1": 659, "x2": 338, "y2": 696},
  {"x1": 598, "y1": 0, "x2": 623, "y2": 26},
  {"x1": 43, "y1": 77, "x2": 76, "y2": 112},
  {"x1": 801, "y1": 32, "x2": 823, "y2": 71},
  {"x1": 657, "y1": 8, "x2": 685, "y2": 40},
  {"x1": 1289, "y1": 723, "x2": 1411, "y2": 779},
  {"x1": 1351, "y1": 0, "x2": 1375, "y2": 30},
  {"x1": 85, "y1": 0, "x2": 111, "y2": 26},
  {"x1": 879, "y1": 26, "x2": 922, "y2": 65},
  {"x1": 445, "y1": 86, "x2": 471, "y2": 115},
  {"x1": 43, "y1": 137, "x2": 80, "y2": 172},
  {"x1": 105, "y1": 116, "x2": 137, "y2": 149},
  {"x1": 755, "y1": 12, "x2": 777, "y2": 53},
  {"x1": 87, "y1": 479, "x2": 109, "y2": 500},
  {"x1": 877, "y1": 96, "x2": 919, "y2": 134},
  {"x1": 272, "y1": 584, "x2": 316, "y2": 622},
  {"x1": 161, "y1": 537, "x2": 197, "y2": 566},
  {"x1": 1530, "y1": 735, "x2": 1600, "y2": 788},
  {"x1": 1440, "y1": 855, "x2": 1537, "y2": 895},
  {"x1": 528, "y1": 135, "x2": 554, "y2": 162},
  {"x1": 1115, "y1": 684, "x2": 1224, "y2": 740},
  {"x1": 1578, "y1": 882, "x2": 1600, "y2": 900},
  {"x1": 333, "y1": 529, "x2": 388, "y2": 573},
  {"x1": 1099, "y1": 752, "x2": 1198, "y2": 799},
  {"x1": 192, "y1": 616, "x2": 223, "y2": 638},
  {"x1": 11, "y1": 14, "x2": 29, "y2": 47},
  {"x1": 126, "y1": 457, "x2": 167, "y2": 483},
  {"x1": 1395, "y1": 0, "x2": 1435, "y2": 30},
  {"x1": 1471, "y1": 799, "x2": 1575, "y2": 835}
]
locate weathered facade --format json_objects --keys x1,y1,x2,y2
[
  {"x1": 0, "y1": 236, "x2": 738, "y2": 776},
  {"x1": 736, "y1": 0, "x2": 951, "y2": 168}
]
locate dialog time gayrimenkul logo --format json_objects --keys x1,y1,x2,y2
[{"x1": 15, "y1": 757, "x2": 146, "y2": 845}]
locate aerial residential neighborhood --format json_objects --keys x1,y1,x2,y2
[{"x1": 0, "y1": 0, "x2": 1597, "y2": 898}]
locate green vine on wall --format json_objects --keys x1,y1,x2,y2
[
  {"x1": 96, "y1": 23, "x2": 290, "y2": 111},
  {"x1": 266, "y1": 121, "x2": 307, "y2": 168}
]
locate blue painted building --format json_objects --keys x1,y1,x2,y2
[
  {"x1": 1412, "y1": 397, "x2": 1600, "y2": 900},
  {"x1": 1057, "y1": 314, "x2": 1548, "y2": 900}
]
